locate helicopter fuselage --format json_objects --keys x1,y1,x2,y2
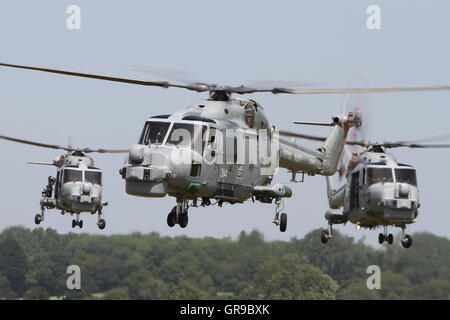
[
  {"x1": 120, "y1": 97, "x2": 352, "y2": 205},
  {"x1": 41, "y1": 154, "x2": 104, "y2": 214},
  {"x1": 327, "y1": 150, "x2": 420, "y2": 229}
]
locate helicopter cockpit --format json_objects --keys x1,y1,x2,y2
[
  {"x1": 60, "y1": 167, "x2": 102, "y2": 185},
  {"x1": 394, "y1": 167, "x2": 417, "y2": 186},
  {"x1": 367, "y1": 167, "x2": 393, "y2": 185},
  {"x1": 365, "y1": 166, "x2": 417, "y2": 186},
  {"x1": 139, "y1": 121, "x2": 171, "y2": 145},
  {"x1": 139, "y1": 120, "x2": 208, "y2": 152}
]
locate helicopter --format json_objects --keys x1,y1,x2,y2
[
  {"x1": 1, "y1": 62, "x2": 450, "y2": 233},
  {"x1": 280, "y1": 123, "x2": 450, "y2": 248},
  {"x1": 0, "y1": 134, "x2": 128, "y2": 229}
]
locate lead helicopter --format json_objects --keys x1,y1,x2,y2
[
  {"x1": 1, "y1": 62, "x2": 450, "y2": 232},
  {"x1": 0, "y1": 134, "x2": 128, "y2": 229}
]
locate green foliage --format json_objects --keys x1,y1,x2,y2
[
  {"x1": 0, "y1": 226, "x2": 448, "y2": 300},
  {"x1": 0, "y1": 235, "x2": 29, "y2": 296},
  {"x1": 241, "y1": 254, "x2": 338, "y2": 299},
  {"x1": 102, "y1": 287, "x2": 130, "y2": 300},
  {"x1": 23, "y1": 286, "x2": 50, "y2": 300}
]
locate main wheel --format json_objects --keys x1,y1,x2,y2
[
  {"x1": 387, "y1": 233, "x2": 394, "y2": 245},
  {"x1": 98, "y1": 219, "x2": 106, "y2": 230},
  {"x1": 401, "y1": 234, "x2": 413, "y2": 248},
  {"x1": 72, "y1": 219, "x2": 76, "y2": 228},
  {"x1": 79, "y1": 220, "x2": 83, "y2": 229},
  {"x1": 378, "y1": 233, "x2": 384, "y2": 244},
  {"x1": 167, "y1": 211, "x2": 177, "y2": 227},
  {"x1": 321, "y1": 230, "x2": 329, "y2": 244},
  {"x1": 34, "y1": 214, "x2": 42, "y2": 225},
  {"x1": 280, "y1": 213, "x2": 287, "y2": 232},
  {"x1": 179, "y1": 212, "x2": 189, "y2": 228}
]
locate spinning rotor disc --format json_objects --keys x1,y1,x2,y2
[{"x1": 338, "y1": 77, "x2": 373, "y2": 180}]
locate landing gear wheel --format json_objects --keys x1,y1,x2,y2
[
  {"x1": 378, "y1": 233, "x2": 384, "y2": 244},
  {"x1": 401, "y1": 234, "x2": 413, "y2": 248},
  {"x1": 79, "y1": 220, "x2": 83, "y2": 229},
  {"x1": 387, "y1": 233, "x2": 393, "y2": 245},
  {"x1": 34, "y1": 214, "x2": 42, "y2": 225},
  {"x1": 321, "y1": 230, "x2": 330, "y2": 244},
  {"x1": 167, "y1": 206, "x2": 177, "y2": 227},
  {"x1": 179, "y1": 212, "x2": 189, "y2": 228},
  {"x1": 72, "y1": 219, "x2": 76, "y2": 228},
  {"x1": 280, "y1": 213, "x2": 287, "y2": 232},
  {"x1": 167, "y1": 211, "x2": 177, "y2": 227},
  {"x1": 97, "y1": 219, "x2": 106, "y2": 230}
]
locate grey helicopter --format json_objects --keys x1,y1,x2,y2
[
  {"x1": 281, "y1": 124, "x2": 450, "y2": 248},
  {"x1": 1, "y1": 62, "x2": 450, "y2": 233},
  {"x1": 0, "y1": 135, "x2": 128, "y2": 229}
]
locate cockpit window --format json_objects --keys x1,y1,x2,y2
[
  {"x1": 63, "y1": 169, "x2": 82, "y2": 183},
  {"x1": 367, "y1": 167, "x2": 393, "y2": 184},
  {"x1": 85, "y1": 171, "x2": 102, "y2": 185},
  {"x1": 395, "y1": 169, "x2": 417, "y2": 186},
  {"x1": 166, "y1": 123, "x2": 207, "y2": 152},
  {"x1": 139, "y1": 121, "x2": 170, "y2": 145}
]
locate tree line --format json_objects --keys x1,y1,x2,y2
[{"x1": 0, "y1": 226, "x2": 448, "y2": 300}]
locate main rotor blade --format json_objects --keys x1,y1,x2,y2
[
  {"x1": 0, "y1": 134, "x2": 129, "y2": 154},
  {"x1": 3, "y1": 62, "x2": 450, "y2": 95},
  {"x1": 276, "y1": 86, "x2": 450, "y2": 95},
  {"x1": 399, "y1": 133, "x2": 450, "y2": 144},
  {"x1": 380, "y1": 143, "x2": 450, "y2": 149},
  {"x1": 0, "y1": 134, "x2": 74, "y2": 151},
  {"x1": 0, "y1": 62, "x2": 210, "y2": 92},
  {"x1": 293, "y1": 121, "x2": 334, "y2": 126},
  {"x1": 81, "y1": 148, "x2": 129, "y2": 154}
]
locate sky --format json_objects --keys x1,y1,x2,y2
[{"x1": 0, "y1": 0, "x2": 449, "y2": 246}]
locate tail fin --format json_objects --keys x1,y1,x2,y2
[
  {"x1": 326, "y1": 176, "x2": 345, "y2": 209},
  {"x1": 321, "y1": 113, "x2": 357, "y2": 176}
]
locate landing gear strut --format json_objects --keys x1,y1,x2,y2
[
  {"x1": 97, "y1": 209, "x2": 106, "y2": 230},
  {"x1": 167, "y1": 199, "x2": 189, "y2": 228},
  {"x1": 272, "y1": 198, "x2": 287, "y2": 232},
  {"x1": 378, "y1": 226, "x2": 393, "y2": 245},
  {"x1": 400, "y1": 224, "x2": 413, "y2": 248},
  {"x1": 35, "y1": 204, "x2": 45, "y2": 225},
  {"x1": 321, "y1": 222, "x2": 333, "y2": 244}
]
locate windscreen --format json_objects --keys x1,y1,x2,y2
[
  {"x1": 63, "y1": 169, "x2": 82, "y2": 183},
  {"x1": 166, "y1": 123, "x2": 207, "y2": 152},
  {"x1": 139, "y1": 121, "x2": 170, "y2": 145},
  {"x1": 395, "y1": 168, "x2": 417, "y2": 186},
  {"x1": 85, "y1": 171, "x2": 102, "y2": 185},
  {"x1": 367, "y1": 167, "x2": 393, "y2": 184}
]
